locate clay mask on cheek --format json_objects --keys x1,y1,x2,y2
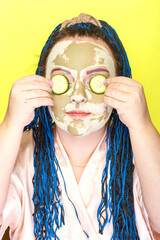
[{"x1": 46, "y1": 40, "x2": 116, "y2": 136}]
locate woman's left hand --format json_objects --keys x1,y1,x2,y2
[{"x1": 103, "y1": 76, "x2": 152, "y2": 130}]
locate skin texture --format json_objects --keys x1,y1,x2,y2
[{"x1": 46, "y1": 40, "x2": 116, "y2": 136}]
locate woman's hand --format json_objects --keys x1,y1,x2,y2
[
  {"x1": 103, "y1": 76, "x2": 152, "y2": 131},
  {"x1": 4, "y1": 75, "x2": 54, "y2": 131}
]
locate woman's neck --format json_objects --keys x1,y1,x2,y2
[{"x1": 55, "y1": 125, "x2": 107, "y2": 168}]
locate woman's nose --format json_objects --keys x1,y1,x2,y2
[{"x1": 70, "y1": 81, "x2": 87, "y2": 103}]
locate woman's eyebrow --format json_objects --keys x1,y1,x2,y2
[
  {"x1": 50, "y1": 67, "x2": 109, "y2": 76},
  {"x1": 86, "y1": 68, "x2": 109, "y2": 74},
  {"x1": 51, "y1": 67, "x2": 71, "y2": 74}
]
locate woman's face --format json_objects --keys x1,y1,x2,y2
[{"x1": 45, "y1": 36, "x2": 116, "y2": 136}]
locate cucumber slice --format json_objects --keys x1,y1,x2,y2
[
  {"x1": 89, "y1": 74, "x2": 107, "y2": 94},
  {"x1": 50, "y1": 74, "x2": 69, "y2": 94}
]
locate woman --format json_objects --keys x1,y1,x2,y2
[{"x1": 0, "y1": 13, "x2": 160, "y2": 240}]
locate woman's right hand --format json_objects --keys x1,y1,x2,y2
[{"x1": 3, "y1": 75, "x2": 54, "y2": 131}]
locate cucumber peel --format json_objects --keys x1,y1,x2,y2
[
  {"x1": 89, "y1": 74, "x2": 107, "y2": 94},
  {"x1": 50, "y1": 74, "x2": 69, "y2": 94}
]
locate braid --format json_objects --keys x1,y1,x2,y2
[
  {"x1": 25, "y1": 24, "x2": 65, "y2": 240},
  {"x1": 97, "y1": 110, "x2": 139, "y2": 239},
  {"x1": 24, "y1": 16, "x2": 139, "y2": 240},
  {"x1": 28, "y1": 107, "x2": 64, "y2": 240},
  {"x1": 32, "y1": 107, "x2": 65, "y2": 239}
]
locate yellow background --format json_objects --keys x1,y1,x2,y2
[{"x1": 0, "y1": 0, "x2": 160, "y2": 132}]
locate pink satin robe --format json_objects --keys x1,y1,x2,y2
[{"x1": 0, "y1": 129, "x2": 157, "y2": 239}]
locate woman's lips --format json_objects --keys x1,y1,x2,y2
[{"x1": 66, "y1": 110, "x2": 91, "y2": 119}]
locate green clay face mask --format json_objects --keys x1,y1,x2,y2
[{"x1": 46, "y1": 40, "x2": 116, "y2": 136}]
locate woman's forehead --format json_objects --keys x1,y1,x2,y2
[
  {"x1": 46, "y1": 40, "x2": 115, "y2": 77},
  {"x1": 53, "y1": 41, "x2": 110, "y2": 68}
]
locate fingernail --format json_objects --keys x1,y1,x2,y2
[
  {"x1": 49, "y1": 81, "x2": 53, "y2": 87},
  {"x1": 103, "y1": 80, "x2": 107, "y2": 85}
]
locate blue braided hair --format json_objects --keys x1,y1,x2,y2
[{"x1": 24, "y1": 15, "x2": 139, "y2": 240}]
